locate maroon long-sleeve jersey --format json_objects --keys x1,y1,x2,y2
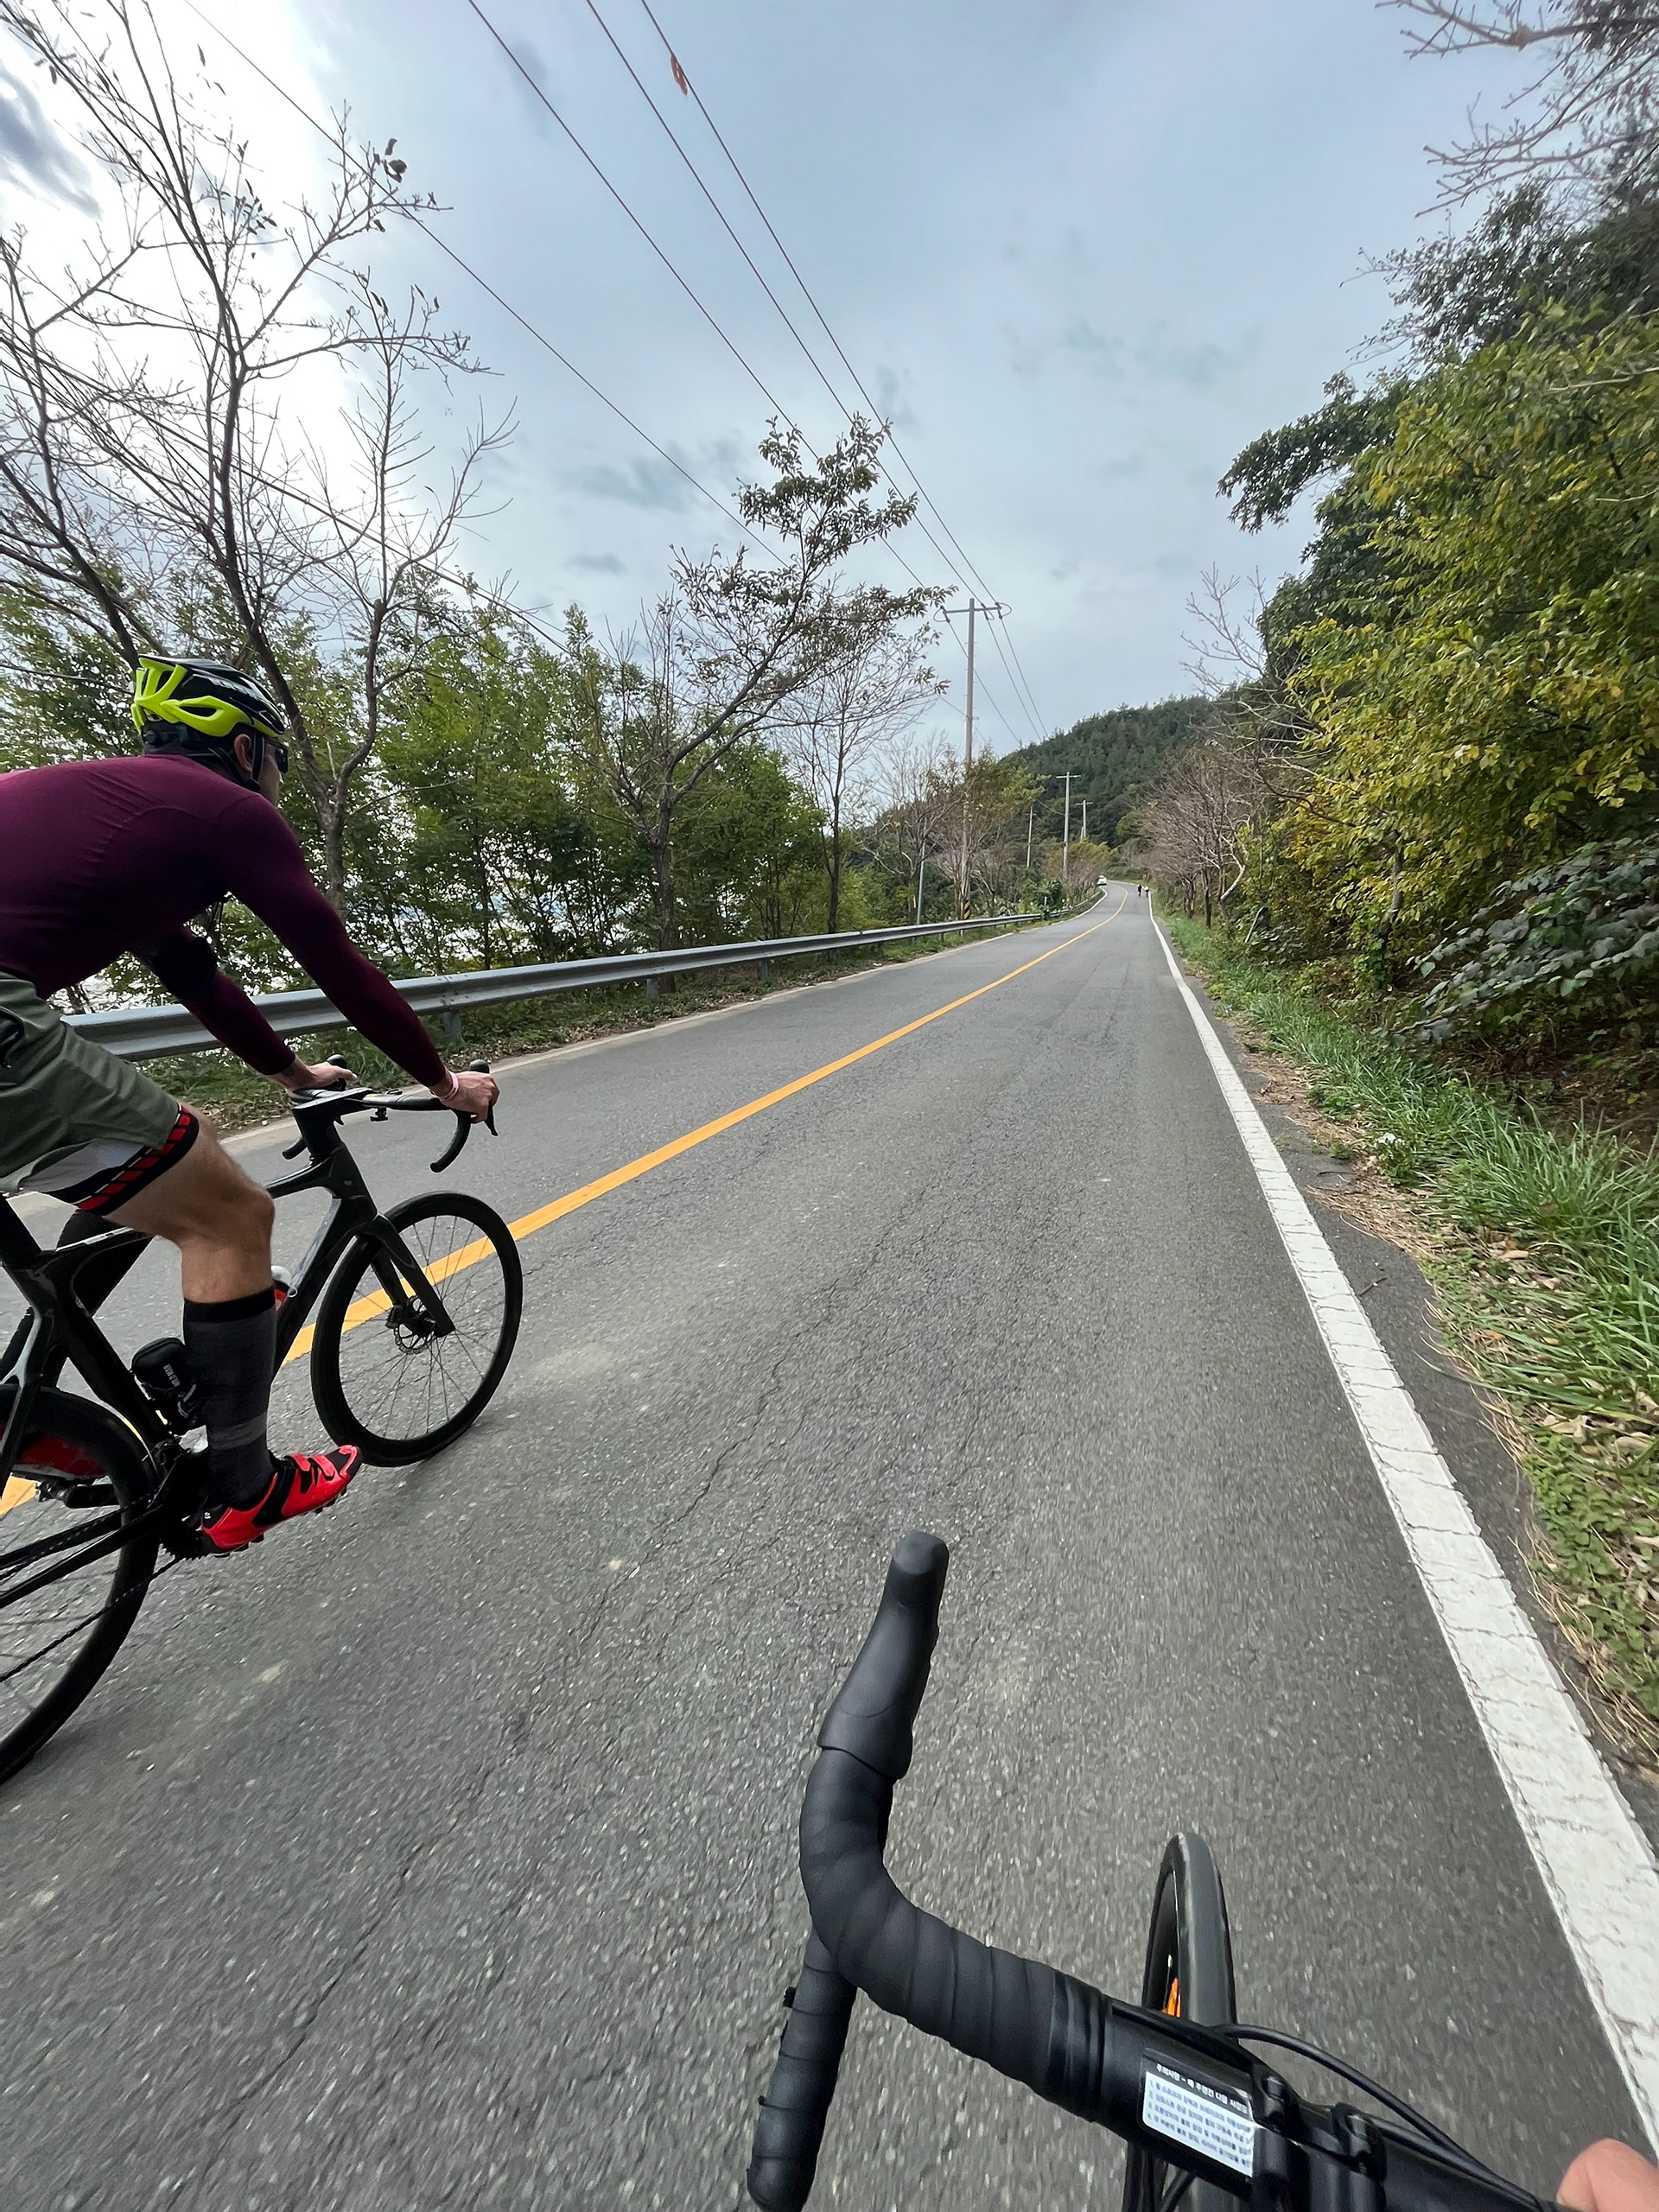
[{"x1": 0, "y1": 753, "x2": 447, "y2": 1087}]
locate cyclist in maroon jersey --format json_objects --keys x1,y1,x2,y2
[{"x1": 0, "y1": 657, "x2": 498, "y2": 1552}]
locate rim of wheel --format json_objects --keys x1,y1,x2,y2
[
  {"x1": 0, "y1": 1402, "x2": 156, "y2": 1781},
  {"x1": 314, "y1": 1198, "x2": 520, "y2": 1460}
]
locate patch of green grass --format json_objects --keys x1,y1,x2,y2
[{"x1": 1166, "y1": 910, "x2": 1659, "y2": 1754}]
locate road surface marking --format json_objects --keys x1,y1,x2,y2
[
  {"x1": 0, "y1": 1476, "x2": 35, "y2": 1517},
  {"x1": 1153, "y1": 915, "x2": 1659, "y2": 2150},
  {"x1": 283, "y1": 904, "x2": 1124, "y2": 1366}
]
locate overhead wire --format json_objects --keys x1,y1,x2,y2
[
  {"x1": 578, "y1": 0, "x2": 1037, "y2": 738},
  {"x1": 179, "y1": 0, "x2": 773, "y2": 558},
  {"x1": 458, "y1": 0, "x2": 1039, "y2": 747},
  {"x1": 461, "y1": 0, "x2": 816, "y2": 454},
  {"x1": 188, "y1": 0, "x2": 1046, "y2": 746},
  {"x1": 631, "y1": 0, "x2": 1053, "y2": 741},
  {"x1": 571, "y1": 0, "x2": 1047, "y2": 743},
  {"x1": 939, "y1": 608, "x2": 1020, "y2": 752}
]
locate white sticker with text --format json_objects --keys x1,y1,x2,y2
[{"x1": 1141, "y1": 2063, "x2": 1256, "y2": 2178}]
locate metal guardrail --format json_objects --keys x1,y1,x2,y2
[{"x1": 66, "y1": 911, "x2": 1047, "y2": 1062}]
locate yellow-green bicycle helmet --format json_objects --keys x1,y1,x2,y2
[{"x1": 132, "y1": 656, "x2": 289, "y2": 772}]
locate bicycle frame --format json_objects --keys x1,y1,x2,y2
[{"x1": 0, "y1": 1090, "x2": 457, "y2": 1588}]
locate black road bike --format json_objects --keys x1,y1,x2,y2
[
  {"x1": 748, "y1": 1533, "x2": 1556, "y2": 2212},
  {"x1": 0, "y1": 1069, "x2": 522, "y2": 1783}
]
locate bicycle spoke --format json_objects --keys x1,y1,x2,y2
[{"x1": 328, "y1": 1223, "x2": 509, "y2": 1443}]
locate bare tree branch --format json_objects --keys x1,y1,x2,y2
[
  {"x1": 0, "y1": 0, "x2": 499, "y2": 902},
  {"x1": 1390, "y1": 0, "x2": 1659, "y2": 203}
]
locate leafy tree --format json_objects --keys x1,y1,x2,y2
[
  {"x1": 563, "y1": 417, "x2": 927, "y2": 950},
  {"x1": 0, "y1": 0, "x2": 503, "y2": 906},
  {"x1": 1373, "y1": 187, "x2": 1659, "y2": 363},
  {"x1": 1220, "y1": 375, "x2": 1405, "y2": 532},
  {"x1": 1281, "y1": 317, "x2": 1659, "y2": 952},
  {"x1": 378, "y1": 611, "x2": 591, "y2": 970},
  {"x1": 672, "y1": 741, "x2": 823, "y2": 942},
  {"x1": 781, "y1": 598, "x2": 942, "y2": 932},
  {"x1": 1417, "y1": 834, "x2": 1659, "y2": 1037}
]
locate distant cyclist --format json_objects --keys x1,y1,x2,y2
[{"x1": 0, "y1": 658, "x2": 497, "y2": 1551}]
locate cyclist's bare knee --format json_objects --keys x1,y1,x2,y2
[{"x1": 106, "y1": 1109, "x2": 274, "y2": 1300}]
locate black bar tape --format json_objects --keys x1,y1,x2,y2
[
  {"x1": 760, "y1": 1529, "x2": 1560, "y2": 2212},
  {"x1": 817, "y1": 1529, "x2": 950, "y2": 1781},
  {"x1": 798, "y1": 1532, "x2": 1128, "y2": 2126},
  {"x1": 802, "y1": 1745, "x2": 1121, "y2": 2115},
  {"x1": 746, "y1": 1932, "x2": 858, "y2": 2212}
]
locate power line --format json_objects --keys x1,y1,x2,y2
[
  {"x1": 576, "y1": 3, "x2": 978, "y2": 611},
  {"x1": 180, "y1": 0, "x2": 772, "y2": 558},
  {"x1": 462, "y1": 0, "x2": 1033, "y2": 760},
  {"x1": 462, "y1": 0, "x2": 816, "y2": 454},
  {"x1": 576, "y1": 1, "x2": 1046, "y2": 743},
  {"x1": 189, "y1": 0, "x2": 1024, "y2": 742},
  {"x1": 940, "y1": 609, "x2": 1020, "y2": 752},
  {"x1": 578, "y1": 0, "x2": 851, "y2": 435},
  {"x1": 465, "y1": 0, "x2": 1020, "y2": 696},
  {"x1": 632, "y1": 0, "x2": 1052, "y2": 738}
]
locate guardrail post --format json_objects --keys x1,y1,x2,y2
[
  {"x1": 646, "y1": 976, "x2": 659, "y2": 1002},
  {"x1": 442, "y1": 1008, "x2": 463, "y2": 1041},
  {"x1": 757, "y1": 958, "x2": 770, "y2": 983}
]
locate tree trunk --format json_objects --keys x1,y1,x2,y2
[
  {"x1": 826, "y1": 785, "x2": 843, "y2": 935},
  {"x1": 321, "y1": 781, "x2": 349, "y2": 914},
  {"x1": 648, "y1": 815, "x2": 678, "y2": 951},
  {"x1": 1203, "y1": 879, "x2": 1214, "y2": 929},
  {"x1": 475, "y1": 840, "x2": 493, "y2": 969}
]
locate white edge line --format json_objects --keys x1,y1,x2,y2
[{"x1": 1151, "y1": 915, "x2": 1659, "y2": 2150}]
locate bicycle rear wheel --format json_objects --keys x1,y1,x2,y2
[
  {"x1": 1119, "y1": 1833, "x2": 1237, "y2": 2212},
  {"x1": 309, "y1": 1192, "x2": 522, "y2": 1465},
  {"x1": 0, "y1": 1390, "x2": 160, "y2": 1785}
]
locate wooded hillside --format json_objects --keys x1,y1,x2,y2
[{"x1": 1013, "y1": 696, "x2": 1209, "y2": 847}]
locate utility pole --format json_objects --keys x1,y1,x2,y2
[
  {"x1": 1026, "y1": 802, "x2": 1033, "y2": 872},
  {"x1": 958, "y1": 599, "x2": 976, "y2": 913},
  {"x1": 1061, "y1": 771, "x2": 1071, "y2": 893},
  {"x1": 940, "y1": 598, "x2": 1003, "y2": 917},
  {"x1": 1080, "y1": 798, "x2": 1087, "y2": 845}
]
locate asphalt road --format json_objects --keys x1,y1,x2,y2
[{"x1": 0, "y1": 900, "x2": 1645, "y2": 2212}]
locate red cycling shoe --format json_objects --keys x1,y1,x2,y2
[{"x1": 197, "y1": 1445, "x2": 361, "y2": 1554}]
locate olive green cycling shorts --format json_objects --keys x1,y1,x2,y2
[{"x1": 0, "y1": 972, "x2": 183, "y2": 1200}]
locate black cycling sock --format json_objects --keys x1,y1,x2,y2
[{"x1": 183, "y1": 1287, "x2": 277, "y2": 1509}]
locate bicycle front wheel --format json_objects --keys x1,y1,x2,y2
[
  {"x1": 0, "y1": 1390, "x2": 160, "y2": 1785},
  {"x1": 1119, "y1": 1833, "x2": 1237, "y2": 2212},
  {"x1": 309, "y1": 1192, "x2": 523, "y2": 1465}
]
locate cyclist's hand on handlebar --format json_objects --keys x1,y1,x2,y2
[
  {"x1": 1560, "y1": 2143, "x2": 1659, "y2": 2212},
  {"x1": 276, "y1": 1055, "x2": 357, "y2": 1094},
  {"x1": 434, "y1": 1067, "x2": 498, "y2": 1122}
]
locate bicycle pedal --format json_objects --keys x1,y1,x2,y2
[{"x1": 34, "y1": 1477, "x2": 118, "y2": 1509}]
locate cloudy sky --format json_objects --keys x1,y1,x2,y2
[{"x1": 1, "y1": 0, "x2": 1535, "y2": 747}]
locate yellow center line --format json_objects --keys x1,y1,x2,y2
[
  {"x1": 1, "y1": 1476, "x2": 35, "y2": 1517},
  {"x1": 283, "y1": 899, "x2": 1125, "y2": 1364}
]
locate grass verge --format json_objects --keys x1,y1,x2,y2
[
  {"x1": 137, "y1": 922, "x2": 1040, "y2": 1137},
  {"x1": 1164, "y1": 912, "x2": 1659, "y2": 1769}
]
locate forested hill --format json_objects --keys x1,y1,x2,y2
[{"x1": 1013, "y1": 696, "x2": 1208, "y2": 844}]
